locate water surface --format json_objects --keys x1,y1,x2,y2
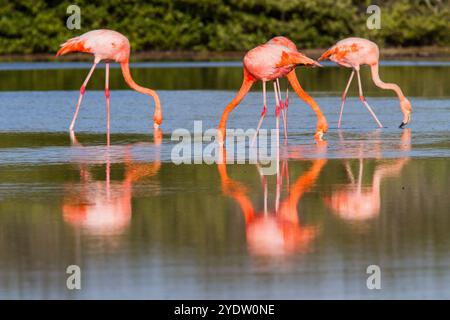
[{"x1": 0, "y1": 62, "x2": 450, "y2": 299}]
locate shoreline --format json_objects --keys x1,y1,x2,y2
[{"x1": 1, "y1": 47, "x2": 449, "y2": 62}]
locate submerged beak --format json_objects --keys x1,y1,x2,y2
[{"x1": 399, "y1": 99, "x2": 412, "y2": 129}]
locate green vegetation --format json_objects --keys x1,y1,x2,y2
[{"x1": 0, "y1": 0, "x2": 449, "y2": 55}]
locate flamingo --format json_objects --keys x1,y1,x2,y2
[
  {"x1": 319, "y1": 37, "x2": 412, "y2": 129},
  {"x1": 217, "y1": 36, "x2": 328, "y2": 145},
  {"x1": 56, "y1": 29, "x2": 162, "y2": 139}
]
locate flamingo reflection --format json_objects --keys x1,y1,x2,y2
[
  {"x1": 325, "y1": 129, "x2": 411, "y2": 221},
  {"x1": 62, "y1": 131, "x2": 161, "y2": 236},
  {"x1": 218, "y1": 147, "x2": 326, "y2": 257}
]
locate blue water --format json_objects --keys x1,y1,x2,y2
[
  {"x1": 1, "y1": 62, "x2": 450, "y2": 299},
  {"x1": 1, "y1": 60, "x2": 450, "y2": 70}
]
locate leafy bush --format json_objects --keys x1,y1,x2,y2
[{"x1": 0, "y1": 0, "x2": 448, "y2": 54}]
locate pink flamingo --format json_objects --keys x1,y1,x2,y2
[
  {"x1": 218, "y1": 36, "x2": 328, "y2": 145},
  {"x1": 319, "y1": 37, "x2": 412, "y2": 129},
  {"x1": 56, "y1": 29, "x2": 162, "y2": 139}
]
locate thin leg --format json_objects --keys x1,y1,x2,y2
[
  {"x1": 285, "y1": 87, "x2": 289, "y2": 141},
  {"x1": 357, "y1": 158, "x2": 363, "y2": 196},
  {"x1": 106, "y1": 153, "x2": 111, "y2": 200},
  {"x1": 356, "y1": 69, "x2": 383, "y2": 128},
  {"x1": 273, "y1": 82, "x2": 280, "y2": 175},
  {"x1": 69, "y1": 130, "x2": 79, "y2": 145},
  {"x1": 69, "y1": 62, "x2": 98, "y2": 131},
  {"x1": 276, "y1": 79, "x2": 288, "y2": 141},
  {"x1": 285, "y1": 86, "x2": 289, "y2": 117},
  {"x1": 275, "y1": 168, "x2": 281, "y2": 212},
  {"x1": 263, "y1": 175, "x2": 268, "y2": 215},
  {"x1": 251, "y1": 81, "x2": 267, "y2": 146},
  {"x1": 338, "y1": 70, "x2": 355, "y2": 128},
  {"x1": 284, "y1": 159, "x2": 290, "y2": 190},
  {"x1": 344, "y1": 161, "x2": 355, "y2": 184},
  {"x1": 105, "y1": 61, "x2": 111, "y2": 146}
]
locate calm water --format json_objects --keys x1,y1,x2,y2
[{"x1": 0, "y1": 61, "x2": 450, "y2": 299}]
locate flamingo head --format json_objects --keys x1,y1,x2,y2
[{"x1": 399, "y1": 98, "x2": 412, "y2": 128}]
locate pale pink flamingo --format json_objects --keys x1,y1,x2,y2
[
  {"x1": 56, "y1": 29, "x2": 162, "y2": 139},
  {"x1": 218, "y1": 36, "x2": 328, "y2": 145},
  {"x1": 319, "y1": 37, "x2": 412, "y2": 129}
]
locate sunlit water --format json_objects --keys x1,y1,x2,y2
[{"x1": 0, "y1": 62, "x2": 450, "y2": 299}]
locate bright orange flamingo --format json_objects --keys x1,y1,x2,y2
[
  {"x1": 218, "y1": 36, "x2": 328, "y2": 145},
  {"x1": 319, "y1": 37, "x2": 412, "y2": 129},
  {"x1": 56, "y1": 29, "x2": 162, "y2": 138},
  {"x1": 218, "y1": 147, "x2": 326, "y2": 257}
]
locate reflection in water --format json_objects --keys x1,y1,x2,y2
[
  {"x1": 218, "y1": 146, "x2": 326, "y2": 258},
  {"x1": 62, "y1": 131, "x2": 161, "y2": 236},
  {"x1": 2, "y1": 126, "x2": 450, "y2": 298},
  {"x1": 325, "y1": 129, "x2": 411, "y2": 222}
]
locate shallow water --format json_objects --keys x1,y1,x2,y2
[{"x1": 0, "y1": 62, "x2": 450, "y2": 299}]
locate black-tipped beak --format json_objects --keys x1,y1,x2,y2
[{"x1": 399, "y1": 122, "x2": 407, "y2": 129}]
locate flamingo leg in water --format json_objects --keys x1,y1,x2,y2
[
  {"x1": 276, "y1": 79, "x2": 288, "y2": 141},
  {"x1": 69, "y1": 62, "x2": 98, "y2": 131},
  {"x1": 285, "y1": 87, "x2": 289, "y2": 124},
  {"x1": 338, "y1": 70, "x2": 355, "y2": 128},
  {"x1": 285, "y1": 87, "x2": 289, "y2": 108},
  {"x1": 105, "y1": 61, "x2": 111, "y2": 146},
  {"x1": 356, "y1": 69, "x2": 383, "y2": 128},
  {"x1": 251, "y1": 81, "x2": 267, "y2": 147},
  {"x1": 273, "y1": 81, "x2": 280, "y2": 175}
]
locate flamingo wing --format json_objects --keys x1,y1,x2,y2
[
  {"x1": 319, "y1": 43, "x2": 360, "y2": 62},
  {"x1": 56, "y1": 36, "x2": 90, "y2": 56},
  {"x1": 277, "y1": 50, "x2": 321, "y2": 68}
]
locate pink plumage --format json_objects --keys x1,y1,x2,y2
[
  {"x1": 57, "y1": 29, "x2": 162, "y2": 140},
  {"x1": 244, "y1": 41, "x2": 319, "y2": 81},
  {"x1": 58, "y1": 29, "x2": 130, "y2": 63},
  {"x1": 218, "y1": 36, "x2": 328, "y2": 144},
  {"x1": 320, "y1": 37, "x2": 412, "y2": 128}
]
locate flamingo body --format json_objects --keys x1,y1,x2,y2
[
  {"x1": 57, "y1": 29, "x2": 130, "y2": 63},
  {"x1": 244, "y1": 43, "x2": 319, "y2": 81},
  {"x1": 320, "y1": 37, "x2": 412, "y2": 128},
  {"x1": 57, "y1": 29, "x2": 162, "y2": 135},
  {"x1": 218, "y1": 36, "x2": 327, "y2": 143},
  {"x1": 267, "y1": 36, "x2": 298, "y2": 51},
  {"x1": 320, "y1": 37, "x2": 379, "y2": 69}
]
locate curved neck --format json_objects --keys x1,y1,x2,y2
[
  {"x1": 217, "y1": 157, "x2": 255, "y2": 224},
  {"x1": 121, "y1": 61, "x2": 162, "y2": 124},
  {"x1": 218, "y1": 68, "x2": 254, "y2": 130},
  {"x1": 286, "y1": 70, "x2": 326, "y2": 123},
  {"x1": 279, "y1": 159, "x2": 326, "y2": 223},
  {"x1": 370, "y1": 63, "x2": 406, "y2": 102}
]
